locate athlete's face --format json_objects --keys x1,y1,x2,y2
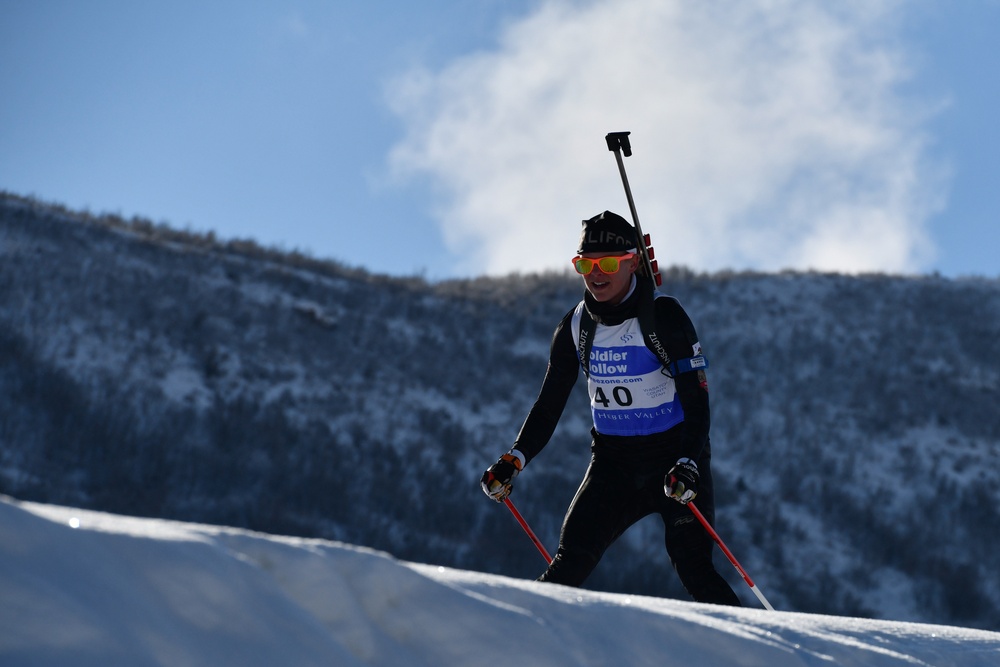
[{"x1": 580, "y1": 252, "x2": 638, "y2": 305}]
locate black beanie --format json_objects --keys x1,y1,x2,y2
[{"x1": 577, "y1": 211, "x2": 638, "y2": 254}]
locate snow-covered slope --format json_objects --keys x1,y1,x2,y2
[{"x1": 2, "y1": 496, "x2": 998, "y2": 667}]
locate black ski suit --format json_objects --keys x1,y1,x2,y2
[{"x1": 513, "y1": 276, "x2": 740, "y2": 606}]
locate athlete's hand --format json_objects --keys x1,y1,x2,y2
[
  {"x1": 480, "y1": 452, "x2": 524, "y2": 502},
  {"x1": 665, "y1": 458, "x2": 699, "y2": 504}
]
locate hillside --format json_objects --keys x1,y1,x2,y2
[{"x1": 2, "y1": 191, "x2": 999, "y2": 628}]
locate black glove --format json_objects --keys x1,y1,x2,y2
[
  {"x1": 665, "y1": 458, "x2": 699, "y2": 504},
  {"x1": 480, "y1": 451, "x2": 524, "y2": 502}
]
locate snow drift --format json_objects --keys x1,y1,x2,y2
[{"x1": 2, "y1": 496, "x2": 998, "y2": 666}]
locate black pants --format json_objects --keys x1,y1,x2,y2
[{"x1": 538, "y1": 445, "x2": 740, "y2": 606}]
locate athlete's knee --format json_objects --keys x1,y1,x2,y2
[{"x1": 537, "y1": 547, "x2": 600, "y2": 587}]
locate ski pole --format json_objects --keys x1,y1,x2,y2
[
  {"x1": 606, "y1": 131, "x2": 661, "y2": 286},
  {"x1": 687, "y1": 500, "x2": 775, "y2": 611},
  {"x1": 503, "y1": 497, "x2": 552, "y2": 565}
]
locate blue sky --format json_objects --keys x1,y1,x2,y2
[{"x1": 2, "y1": 0, "x2": 997, "y2": 280}]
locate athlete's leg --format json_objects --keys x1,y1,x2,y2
[
  {"x1": 538, "y1": 457, "x2": 644, "y2": 587},
  {"x1": 662, "y1": 454, "x2": 742, "y2": 606}
]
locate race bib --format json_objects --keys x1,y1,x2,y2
[{"x1": 577, "y1": 312, "x2": 685, "y2": 437}]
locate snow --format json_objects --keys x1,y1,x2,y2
[{"x1": 2, "y1": 496, "x2": 998, "y2": 667}]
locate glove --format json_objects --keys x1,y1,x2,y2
[
  {"x1": 665, "y1": 458, "x2": 699, "y2": 504},
  {"x1": 480, "y1": 451, "x2": 524, "y2": 502}
]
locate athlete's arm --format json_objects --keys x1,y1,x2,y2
[
  {"x1": 512, "y1": 309, "x2": 581, "y2": 464},
  {"x1": 657, "y1": 297, "x2": 711, "y2": 461}
]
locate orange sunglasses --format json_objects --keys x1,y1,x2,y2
[{"x1": 571, "y1": 253, "x2": 636, "y2": 275}]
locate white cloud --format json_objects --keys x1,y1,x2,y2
[{"x1": 386, "y1": 0, "x2": 946, "y2": 277}]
